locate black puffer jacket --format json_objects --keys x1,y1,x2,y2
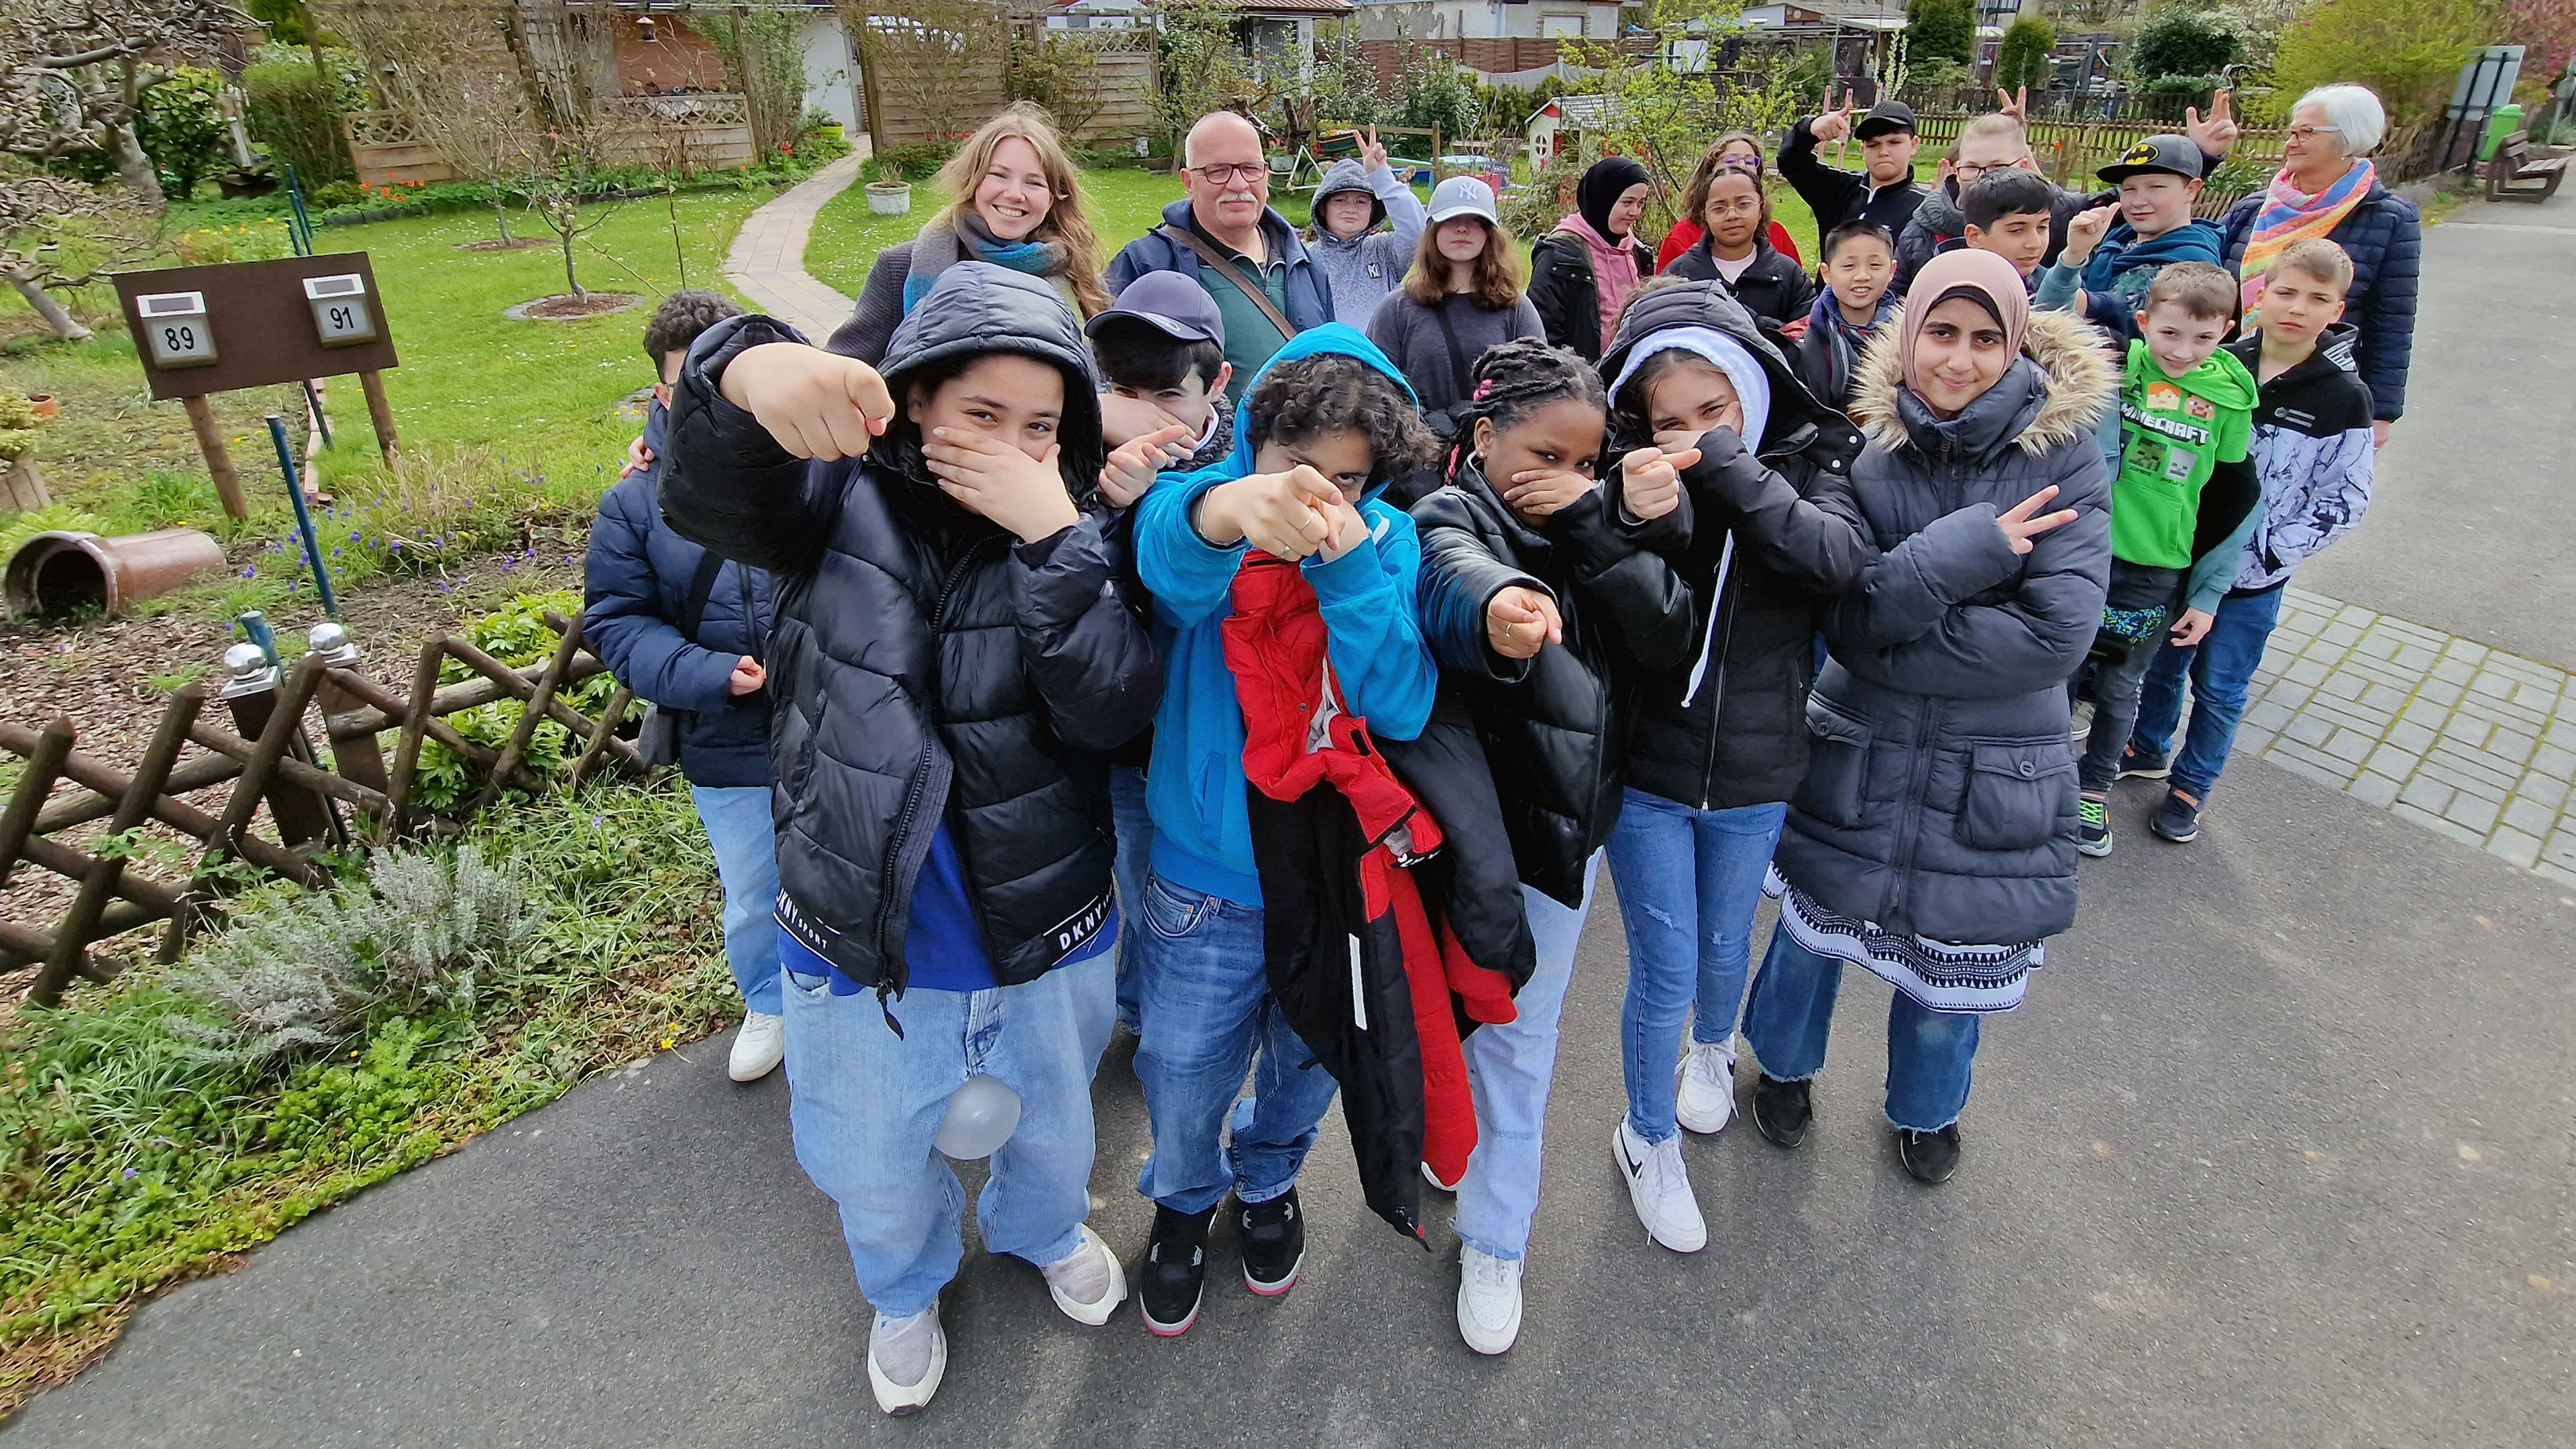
[
  {"x1": 663, "y1": 264, "x2": 1161, "y2": 996},
  {"x1": 1600, "y1": 282, "x2": 1873, "y2": 813},
  {"x1": 1779, "y1": 305, "x2": 2116, "y2": 945},
  {"x1": 1662, "y1": 237, "x2": 1817, "y2": 331},
  {"x1": 1526, "y1": 229, "x2": 1654, "y2": 362},
  {"x1": 1413, "y1": 456, "x2": 1697, "y2": 907}
]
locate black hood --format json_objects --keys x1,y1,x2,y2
[
  {"x1": 871, "y1": 260, "x2": 1106, "y2": 500},
  {"x1": 1597, "y1": 279, "x2": 1839, "y2": 456}
]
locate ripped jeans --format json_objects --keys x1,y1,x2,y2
[{"x1": 1603, "y1": 790, "x2": 1788, "y2": 1146}]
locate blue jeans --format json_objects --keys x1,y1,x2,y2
[
  {"x1": 1109, "y1": 763, "x2": 1153, "y2": 1033},
  {"x1": 1454, "y1": 853, "x2": 1599, "y2": 1262},
  {"x1": 1131, "y1": 872, "x2": 1340, "y2": 1215},
  {"x1": 2131, "y1": 585, "x2": 2287, "y2": 798},
  {"x1": 1605, "y1": 790, "x2": 1788, "y2": 1146},
  {"x1": 691, "y1": 784, "x2": 781, "y2": 1015},
  {"x1": 780, "y1": 951, "x2": 1116, "y2": 1318},
  {"x1": 1743, "y1": 923, "x2": 1980, "y2": 1133}
]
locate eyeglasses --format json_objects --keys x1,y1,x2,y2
[
  {"x1": 2285, "y1": 125, "x2": 2341, "y2": 140},
  {"x1": 1189, "y1": 162, "x2": 1267, "y2": 184}
]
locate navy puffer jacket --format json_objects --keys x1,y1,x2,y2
[
  {"x1": 582, "y1": 405, "x2": 774, "y2": 788},
  {"x1": 661, "y1": 264, "x2": 1162, "y2": 994},
  {"x1": 2220, "y1": 177, "x2": 2420, "y2": 422},
  {"x1": 1778, "y1": 304, "x2": 2116, "y2": 945}
]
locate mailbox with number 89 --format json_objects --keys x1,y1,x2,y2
[
  {"x1": 304, "y1": 274, "x2": 379, "y2": 347},
  {"x1": 138, "y1": 292, "x2": 217, "y2": 368}
]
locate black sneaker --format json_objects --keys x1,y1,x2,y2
[
  {"x1": 1238, "y1": 1187, "x2": 1305, "y2": 1297},
  {"x1": 1750, "y1": 1074, "x2": 1812, "y2": 1149},
  {"x1": 2077, "y1": 794, "x2": 2113, "y2": 857},
  {"x1": 1896, "y1": 1124, "x2": 1962, "y2": 1183},
  {"x1": 2150, "y1": 787, "x2": 2204, "y2": 843},
  {"x1": 2116, "y1": 743, "x2": 2171, "y2": 781},
  {"x1": 1140, "y1": 1203, "x2": 1216, "y2": 1337}
]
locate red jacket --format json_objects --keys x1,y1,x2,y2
[{"x1": 1224, "y1": 552, "x2": 1519, "y2": 1238}]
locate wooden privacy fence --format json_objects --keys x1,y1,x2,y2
[
  {"x1": 1, "y1": 612, "x2": 643, "y2": 1008},
  {"x1": 1905, "y1": 109, "x2": 2287, "y2": 217}
]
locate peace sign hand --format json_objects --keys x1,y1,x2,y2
[
  {"x1": 2184, "y1": 89, "x2": 2239, "y2": 158},
  {"x1": 1358, "y1": 123, "x2": 1389, "y2": 175},
  {"x1": 1995, "y1": 485, "x2": 2078, "y2": 556},
  {"x1": 1994, "y1": 85, "x2": 2029, "y2": 119}
]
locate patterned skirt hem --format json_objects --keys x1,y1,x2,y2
[{"x1": 1764, "y1": 868, "x2": 2039, "y2": 1015}]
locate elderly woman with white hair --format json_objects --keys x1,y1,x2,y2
[{"x1": 2219, "y1": 83, "x2": 2422, "y2": 448}]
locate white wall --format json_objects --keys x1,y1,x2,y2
[{"x1": 798, "y1": 9, "x2": 859, "y2": 133}]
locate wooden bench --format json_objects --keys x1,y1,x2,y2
[{"x1": 2485, "y1": 131, "x2": 2567, "y2": 203}]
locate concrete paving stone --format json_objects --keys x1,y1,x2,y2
[
  {"x1": 2457, "y1": 692, "x2": 2550, "y2": 729},
  {"x1": 2550, "y1": 721, "x2": 2576, "y2": 751},
  {"x1": 2357, "y1": 682, "x2": 2413, "y2": 716},
  {"x1": 2234, "y1": 726, "x2": 2273, "y2": 757},
  {"x1": 2443, "y1": 792, "x2": 2503, "y2": 835},
  {"x1": 2469, "y1": 672, "x2": 2516, "y2": 698},
  {"x1": 2302, "y1": 695, "x2": 2388, "y2": 734},
  {"x1": 2502, "y1": 796, "x2": 2557, "y2": 837},
  {"x1": 2390, "y1": 800, "x2": 2487, "y2": 847},
  {"x1": 2267, "y1": 749, "x2": 2355, "y2": 791},
  {"x1": 2487, "y1": 730, "x2": 2538, "y2": 765},
  {"x1": 2439, "y1": 717, "x2": 2494, "y2": 751},
  {"x1": 2245, "y1": 699, "x2": 2296, "y2": 733},
  {"x1": 2285, "y1": 713, "x2": 2336, "y2": 747},
  {"x1": 2538, "y1": 860, "x2": 2576, "y2": 888},
  {"x1": 2386, "y1": 720, "x2": 2439, "y2": 754},
  {"x1": 2413, "y1": 678, "x2": 2465, "y2": 707},
  {"x1": 2442, "y1": 638, "x2": 2491, "y2": 663},
  {"x1": 2332, "y1": 604, "x2": 2377, "y2": 626},
  {"x1": 2317, "y1": 671, "x2": 2367, "y2": 702},
  {"x1": 2362, "y1": 744, "x2": 2419, "y2": 780},
  {"x1": 2397, "y1": 776, "x2": 2456, "y2": 815},
  {"x1": 2511, "y1": 682, "x2": 2565, "y2": 712},
  {"x1": 2348, "y1": 771, "x2": 2403, "y2": 809},
  {"x1": 2485, "y1": 826, "x2": 2544, "y2": 869},
  {"x1": 2544, "y1": 837, "x2": 2576, "y2": 872},
  {"x1": 2390, "y1": 644, "x2": 2442, "y2": 672},
  {"x1": 2322, "y1": 728, "x2": 2377, "y2": 765},
  {"x1": 2335, "y1": 658, "x2": 2417, "y2": 692},
  {"x1": 2514, "y1": 773, "x2": 2569, "y2": 812},
  {"x1": 2430, "y1": 656, "x2": 2479, "y2": 685},
  {"x1": 2263, "y1": 682, "x2": 2315, "y2": 713},
  {"x1": 2422, "y1": 755, "x2": 2514, "y2": 801},
  {"x1": 2351, "y1": 631, "x2": 2402, "y2": 661},
  {"x1": 2530, "y1": 743, "x2": 2576, "y2": 780}
]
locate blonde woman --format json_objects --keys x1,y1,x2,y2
[{"x1": 830, "y1": 103, "x2": 1112, "y2": 365}]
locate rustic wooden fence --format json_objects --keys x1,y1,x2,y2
[{"x1": 1, "y1": 612, "x2": 642, "y2": 1008}]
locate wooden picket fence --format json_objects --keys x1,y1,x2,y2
[{"x1": 0, "y1": 612, "x2": 642, "y2": 1008}]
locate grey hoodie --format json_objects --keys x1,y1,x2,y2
[{"x1": 1305, "y1": 158, "x2": 1427, "y2": 328}]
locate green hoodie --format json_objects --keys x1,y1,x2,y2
[{"x1": 2111, "y1": 340, "x2": 2257, "y2": 569}]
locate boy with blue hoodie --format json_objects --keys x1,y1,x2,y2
[
  {"x1": 2037, "y1": 135, "x2": 2226, "y2": 342},
  {"x1": 1303, "y1": 126, "x2": 1428, "y2": 328},
  {"x1": 1128, "y1": 324, "x2": 1441, "y2": 1338}
]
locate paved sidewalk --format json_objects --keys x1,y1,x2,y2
[
  {"x1": 2220, "y1": 587, "x2": 2576, "y2": 883},
  {"x1": 722, "y1": 149, "x2": 867, "y2": 337}
]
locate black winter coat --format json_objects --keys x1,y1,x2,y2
[
  {"x1": 1526, "y1": 229, "x2": 1655, "y2": 362},
  {"x1": 1599, "y1": 282, "x2": 1874, "y2": 813},
  {"x1": 1662, "y1": 237, "x2": 1817, "y2": 331},
  {"x1": 583, "y1": 404, "x2": 774, "y2": 788},
  {"x1": 1780, "y1": 305, "x2": 2116, "y2": 945},
  {"x1": 1413, "y1": 458, "x2": 1697, "y2": 907},
  {"x1": 662, "y1": 264, "x2": 1162, "y2": 997}
]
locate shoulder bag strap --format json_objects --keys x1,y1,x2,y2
[
  {"x1": 1159, "y1": 224, "x2": 1295, "y2": 342},
  {"x1": 1430, "y1": 298, "x2": 1476, "y2": 404},
  {"x1": 676, "y1": 549, "x2": 724, "y2": 645}
]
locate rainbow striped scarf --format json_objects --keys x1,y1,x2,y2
[{"x1": 2239, "y1": 160, "x2": 2374, "y2": 328}]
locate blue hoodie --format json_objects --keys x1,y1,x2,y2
[
  {"x1": 2076, "y1": 216, "x2": 2224, "y2": 316},
  {"x1": 1132, "y1": 324, "x2": 1438, "y2": 906}
]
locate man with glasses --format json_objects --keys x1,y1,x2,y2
[{"x1": 1108, "y1": 111, "x2": 1334, "y2": 402}]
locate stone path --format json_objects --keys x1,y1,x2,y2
[
  {"x1": 722, "y1": 148, "x2": 869, "y2": 337},
  {"x1": 2225, "y1": 586, "x2": 2576, "y2": 885}
]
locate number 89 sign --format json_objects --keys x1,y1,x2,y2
[{"x1": 137, "y1": 292, "x2": 217, "y2": 368}]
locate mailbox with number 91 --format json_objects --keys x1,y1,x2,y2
[
  {"x1": 138, "y1": 292, "x2": 217, "y2": 368},
  {"x1": 304, "y1": 274, "x2": 379, "y2": 347}
]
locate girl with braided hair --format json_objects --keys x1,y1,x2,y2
[{"x1": 1411, "y1": 339, "x2": 1700, "y2": 1354}]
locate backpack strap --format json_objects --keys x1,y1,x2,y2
[
  {"x1": 676, "y1": 549, "x2": 724, "y2": 645},
  {"x1": 1158, "y1": 224, "x2": 1294, "y2": 341}
]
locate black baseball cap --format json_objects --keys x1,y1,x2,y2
[
  {"x1": 1083, "y1": 270, "x2": 1226, "y2": 348},
  {"x1": 2098, "y1": 134, "x2": 2205, "y2": 184},
  {"x1": 1854, "y1": 101, "x2": 1917, "y2": 140}
]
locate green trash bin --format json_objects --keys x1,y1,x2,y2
[{"x1": 2479, "y1": 103, "x2": 2524, "y2": 160}]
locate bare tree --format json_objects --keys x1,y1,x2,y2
[
  {"x1": 0, "y1": 168, "x2": 144, "y2": 339},
  {"x1": 0, "y1": 3, "x2": 251, "y2": 213},
  {"x1": 847, "y1": 0, "x2": 1010, "y2": 151}
]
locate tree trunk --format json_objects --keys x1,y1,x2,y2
[
  {"x1": 6, "y1": 272, "x2": 93, "y2": 341},
  {"x1": 3, "y1": 457, "x2": 50, "y2": 511},
  {"x1": 110, "y1": 122, "x2": 167, "y2": 213},
  {"x1": 561, "y1": 231, "x2": 585, "y2": 301},
  {"x1": 492, "y1": 190, "x2": 513, "y2": 243}
]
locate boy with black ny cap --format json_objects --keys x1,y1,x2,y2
[
  {"x1": 2037, "y1": 134, "x2": 2226, "y2": 340},
  {"x1": 1779, "y1": 93, "x2": 1928, "y2": 236}
]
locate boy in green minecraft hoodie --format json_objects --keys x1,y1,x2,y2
[{"x1": 2074, "y1": 260, "x2": 2257, "y2": 858}]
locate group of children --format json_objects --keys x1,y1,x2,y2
[{"x1": 592, "y1": 112, "x2": 2377, "y2": 1419}]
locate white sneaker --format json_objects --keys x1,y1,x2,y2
[
  {"x1": 1611, "y1": 1120, "x2": 1707, "y2": 1253},
  {"x1": 1456, "y1": 1244, "x2": 1524, "y2": 1354},
  {"x1": 1674, "y1": 1040, "x2": 1738, "y2": 1135},
  {"x1": 1038, "y1": 1224, "x2": 1128, "y2": 1326},
  {"x1": 727, "y1": 1010, "x2": 784, "y2": 1081},
  {"x1": 866, "y1": 1299, "x2": 946, "y2": 1415}
]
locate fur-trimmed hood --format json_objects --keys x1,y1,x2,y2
[{"x1": 1846, "y1": 305, "x2": 2116, "y2": 461}]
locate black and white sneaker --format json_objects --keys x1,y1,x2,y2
[
  {"x1": 1238, "y1": 1187, "x2": 1305, "y2": 1296},
  {"x1": 1896, "y1": 1124, "x2": 1962, "y2": 1183},
  {"x1": 2150, "y1": 787, "x2": 2204, "y2": 843},
  {"x1": 2077, "y1": 794, "x2": 2113, "y2": 857},
  {"x1": 2116, "y1": 743, "x2": 2171, "y2": 781},
  {"x1": 1140, "y1": 1203, "x2": 1216, "y2": 1337}
]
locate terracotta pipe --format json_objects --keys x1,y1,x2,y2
[{"x1": 3, "y1": 529, "x2": 227, "y2": 617}]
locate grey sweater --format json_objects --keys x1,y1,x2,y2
[
  {"x1": 1305, "y1": 160, "x2": 1428, "y2": 329},
  {"x1": 1364, "y1": 290, "x2": 1545, "y2": 439}
]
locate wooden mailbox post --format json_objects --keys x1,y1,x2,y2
[{"x1": 113, "y1": 254, "x2": 403, "y2": 521}]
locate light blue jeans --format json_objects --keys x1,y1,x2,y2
[
  {"x1": 1131, "y1": 871, "x2": 1340, "y2": 1215},
  {"x1": 691, "y1": 784, "x2": 782, "y2": 1015},
  {"x1": 1453, "y1": 853, "x2": 1599, "y2": 1263},
  {"x1": 1605, "y1": 790, "x2": 1788, "y2": 1145},
  {"x1": 1743, "y1": 924, "x2": 1981, "y2": 1133},
  {"x1": 1110, "y1": 763, "x2": 1153, "y2": 1034},
  {"x1": 780, "y1": 951, "x2": 1116, "y2": 1318}
]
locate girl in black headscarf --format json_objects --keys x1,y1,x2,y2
[{"x1": 1527, "y1": 156, "x2": 1657, "y2": 362}]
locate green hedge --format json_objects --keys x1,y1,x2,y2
[{"x1": 244, "y1": 60, "x2": 353, "y2": 186}]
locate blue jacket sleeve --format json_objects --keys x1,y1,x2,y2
[
  {"x1": 581, "y1": 480, "x2": 741, "y2": 714},
  {"x1": 2355, "y1": 205, "x2": 2420, "y2": 422},
  {"x1": 1135, "y1": 468, "x2": 1249, "y2": 629},
  {"x1": 1106, "y1": 234, "x2": 1165, "y2": 297},
  {"x1": 1303, "y1": 502, "x2": 1436, "y2": 741}
]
